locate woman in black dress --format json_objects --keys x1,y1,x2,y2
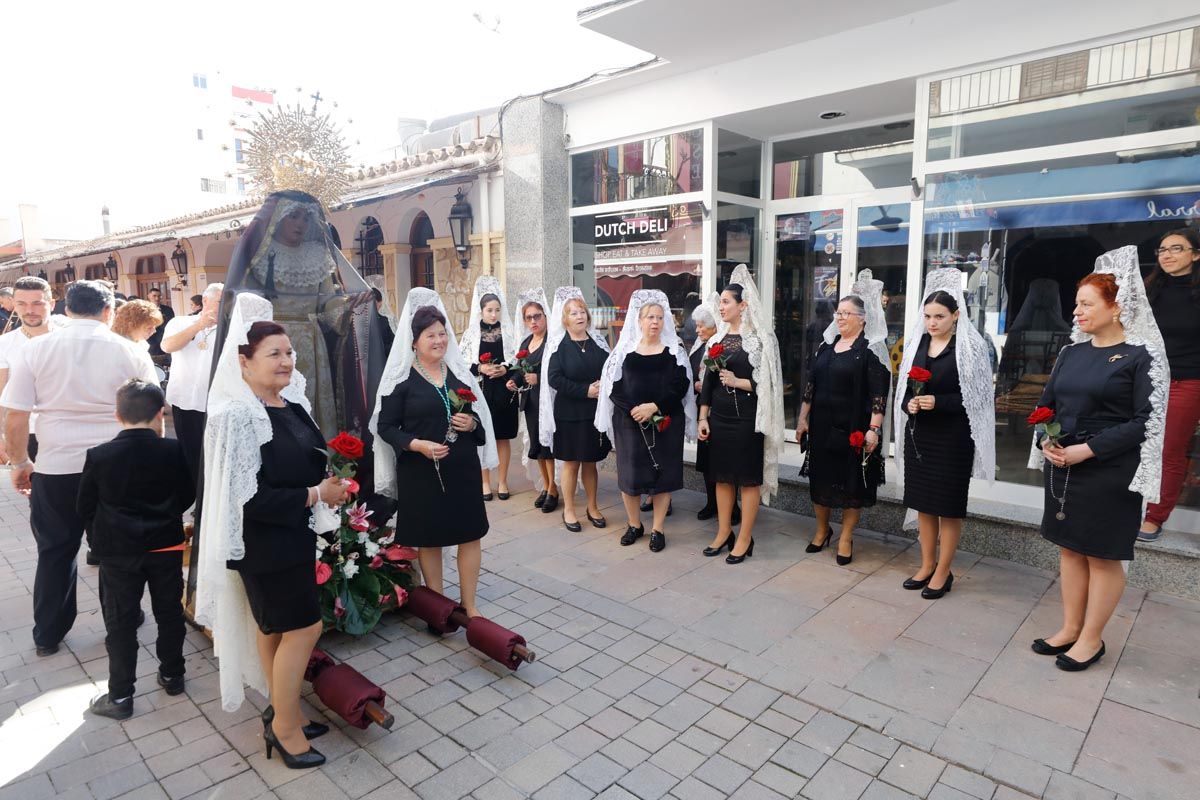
[
  {"x1": 506, "y1": 288, "x2": 558, "y2": 512},
  {"x1": 596, "y1": 290, "x2": 693, "y2": 552},
  {"x1": 462, "y1": 277, "x2": 518, "y2": 501},
  {"x1": 376, "y1": 301, "x2": 492, "y2": 619},
  {"x1": 795, "y1": 295, "x2": 890, "y2": 566},
  {"x1": 1031, "y1": 252, "x2": 1165, "y2": 671},
  {"x1": 230, "y1": 321, "x2": 348, "y2": 767},
  {"x1": 689, "y1": 295, "x2": 740, "y2": 524},
  {"x1": 894, "y1": 273, "x2": 995, "y2": 599},
  {"x1": 697, "y1": 266, "x2": 785, "y2": 565},
  {"x1": 541, "y1": 289, "x2": 611, "y2": 532},
  {"x1": 1139, "y1": 228, "x2": 1200, "y2": 541}
]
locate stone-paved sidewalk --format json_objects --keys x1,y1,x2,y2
[{"x1": 0, "y1": 469, "x2": 1198, "y2": 800}]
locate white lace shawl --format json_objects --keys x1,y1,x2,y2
[
  {"x1": 459, "y1": 276, "x2": 516, "y2": 365},
  {"x1": 1026, "y1": 246, "x2": 1169, "y2": 503},
  {"x1": 594, "y1": 289, "x2": 697, "y2": 440},
  {"x1": 370, "y1": 288, "x2": 499, "y2": 500},
  {"x1": 513, "y1": 288, "x2": 550, "y2": 487},
  {"x1": 706, "y1": 265, "x2": 785, "y2": 504},
  {"x1": 364, "y1": 274, "x2": 398, "y2": 333},
  {"x1": 194, "y1": 293, "x2": 313, "y2": 712},
  {"x1": 538, "y1": 287, "x2": 610, "y2": 448},
  {"x1": 688, "y1": 292, "x2": 721, "y2": 358},
  {"x1": 894, "y1": 268, "x2": 997, "y2": 491}
]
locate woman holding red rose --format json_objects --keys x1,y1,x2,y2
[
  {"x1": 893, "y1": 270, "x2": 996, "y2": 599},
  {"x1": 374, "y1": 294, "x2": 495, "y2": 621},
  {"x1": 460, "y1": 277, "x2": 519, "y2": 501},
  {"x1": 596, "y1": 290, "x2": 694, "y2": 552},
  {"x1": 1027, "y1": 250, "x2": 1165, "y2": 671},
  {"x1": 507, "y1": 289, "x2": 559, "y2": 512},
  {"x1": 795, "y1": 280, "x2": 891, "y2": 566}
]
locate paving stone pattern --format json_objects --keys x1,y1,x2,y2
[{"x1": 0, "y1": 467, "x2": 1196, "y2": 799}]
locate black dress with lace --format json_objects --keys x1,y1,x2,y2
[
  {"x1": 610, "y1": 351, "x2": 689, "y2": 495},
  {"x1": 514, "y1": 333, "x2": 554, "y2": 461},
  {"x1": 472, "y1": 321, "x2": 519, "y2": 440},
  {"x1": 804, "y1": 336, "x2": 890, "y2": 508},
  {"x1": 699, "y1": 334, "x2": 763, "y2": 486}
]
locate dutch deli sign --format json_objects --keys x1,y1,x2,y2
[
  {"x1": 595, "y1": 207, "x2": 672, "y2": 245},
  {"x1": 593, "y1": 203, "x2": 703, "y2": 263}
]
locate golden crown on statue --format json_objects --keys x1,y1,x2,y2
[{"x1": 244, "y1": 101, "x2": 351, "y2": 207}]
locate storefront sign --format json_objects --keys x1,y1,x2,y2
[{"x1": 593, "y1": 203, "x2": 704, "y2": 265}]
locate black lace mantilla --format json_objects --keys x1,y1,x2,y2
[{"x1": 480, "y1": 321, "x2": 503, "y2": 343}]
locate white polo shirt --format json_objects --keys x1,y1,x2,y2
[
  {"x1": 162, "y1": 314, "x2": 216, "y2": 412},
  {"x1": 1, "y1": 319, "x2": 158, "y2": 474},
  {"x1": 0, "y1": 326, "x2": 45, "y2": 433}
]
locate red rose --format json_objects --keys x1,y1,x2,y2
[
  {"x1": 908, "y1": 367, "x2": 932, "y2": 383},
  {"x1": 1027, "y1": 407, "x2": 1055, "y2": 426},
  {"x1": 455, "y1": 388, "x2": 477, "y2": 402},
  {"x1": 516, "y1": 349, "x2": 529, "y2": 359},
  {"x1": 848, "y1": 431, "x2": 866, "y2": 450},
  {"x1": 369, "y1": 555, "x2": 384, "y2": 569},
  {"x1": 656, "y1": 415, "x2": 671, "y2": 433},
  {"x1": 315, "y1": 561, "x2": 332, "y2": 585},
  {"x1": 479, "y1": 353, "x2": 493, "y2": 363},
  {"x1": 708, "y1": 344, "x2": 725, "y2": 359},
  {"x1": 343, "y1": 478, "x2": 360, "y2": 496},
  {"x1": 328, "y1": 432, "x2": 365, "y2": 460}
]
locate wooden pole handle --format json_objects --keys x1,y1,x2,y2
[
  {"x1": 448, "y1": 608, "x2": 471, "y2": 628},
  {"x1": 513, "y1": 644, "x2": 537, "y2": 663},
  {"x1": 364, "y1": 700, "x2": 394, "y2": 729}
]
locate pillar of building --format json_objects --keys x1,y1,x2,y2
[
  {"x1": 500, "y1": 96, "x2": 569, "y2": 302},
  {"x1": 377, "y1": 243, "x2": 411, "y2": 313}
]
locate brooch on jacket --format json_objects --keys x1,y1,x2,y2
[{"x1": 1107, "y1": 354, "x2": 1125, "y2": 364}]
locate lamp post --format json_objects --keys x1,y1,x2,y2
[
  {"x1": 103, "y1": 254, "x2": 118, "y2": 282},
  {"x1": 171, "y1": 243, "x2": 189, "y2": 287},
  {"x1": 447, "y1": 187, "x2": 474, "y2": 270},
  {"x1": 63, "y1": 262, "x2": 77, "y2": 283},
  {"x1": 37, "y1": 269, "x2": 47, "y2": 281}
]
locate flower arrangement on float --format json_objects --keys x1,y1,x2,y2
[{"x1": 315, "y1": 432, "x2": 418, "y2": 635}]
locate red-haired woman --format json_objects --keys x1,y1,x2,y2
[{"x1": 1032, "y1": 263, "x2": 1158, "y2": 672}]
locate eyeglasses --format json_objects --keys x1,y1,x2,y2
[
  {"x1": 524, "y1": 313, "x2": 545, "y2": 322},
  {"x1": 833, "y1": 311, "x2": 865, "y2": 319},
  {"x1": 1156, "y1": 245, "x2": 1197, "y2": 255}
]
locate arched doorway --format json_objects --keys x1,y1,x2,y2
[
  {"x1": 355, "y1": 217, "x2": 384, "y2": 277},
  {"x1": 410, "y1": 213, "x2": 435, "y2": 289},
  {"x1": 135, "y1": 255, "x2": 169, "y2": 298}
]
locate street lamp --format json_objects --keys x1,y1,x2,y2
[
  {"x1": 104, "y1": 254, "x2": 118, "y2": 282},
  {"x1": 63, "y1": 262, "x2": 77, "y2": 283},
  {"x1": 447, "y1": 187, "x2": 473, "y2": 269},
  {"x1": 37, "y1": 269, "x2": 47, "y2": 281},
  {"x1": 171, "y1": 243, "x2": 189, "y2": 286}
]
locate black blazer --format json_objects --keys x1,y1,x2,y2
[
  {"x1": 78, "y1": 429, "x2": 195, "y2": 557},
  {"x1": 230, "y1": 402, "x2": 327, "y2": 574}
]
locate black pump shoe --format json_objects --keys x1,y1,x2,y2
[
  {"x1": 696, "y1": 505, "x2": 717, "y2": 521},
  {"x1": 649, "y1": 530, "x2": 666, "y2": 552},
  {"x1": 264, "y1": 722, "x2": 325, "y2": 768},
  {"x1": 482, "y1": 492, "x2": 494, "y2": 502},
  {"x1": 541, "y1": 494, "x2": 559, "y2": 513},
  {"x1": 1031, "y1": 637, "x2": 1077, "y2": 656},
  {"x1": 835, "y1": 544, "x2": 853, "y2": 567},
  {"x1": 562, "y1": 513, "x2": 582, "y2": 533},
  {"x1": 534, "y1": 490, "x2": 547, "y2": 508},
  {"x1": 703, "y1": 532, "x2": 735, "y2": 557},
  {"x1": 497, "y1": 489, "x2": 510, "y2": 500},
  {"x1": 726, "y1": 538, "x2": 755, "y2": 564},
  {"x1": 806, "y1": 525, "x2": 833, "y2": 554},
  {"x1": 902, "y1": 569, "x2": 934, "y2": 590},
  {"x1": 262, "y1": 705, "x2": 330, "y2": 740},
  {"x1": 921, "y1": 572, "x2": 953, "y2": 599},
  {"x1": 619, "y1": 525, "x2": 644, "y2": 546},
  {"x1": 1056, "y1": 642, "x2": 1105, "y2": 672},
  {"x1": 587, "y1": 510, "x2": 607, "y2": 529}
]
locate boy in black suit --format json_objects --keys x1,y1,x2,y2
[{"x1": 78, "y1": 379, "x2": 195, "y2": 719}]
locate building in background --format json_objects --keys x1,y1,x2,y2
[{"x1": 187, "y1": 70, "x2": 276, "y2": 207}]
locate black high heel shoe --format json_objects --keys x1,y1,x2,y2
[
  {"x1": 806, "y1": 525, "x2": 833, "y2": 554},
  {"x1": 262, "y1": 705, "x2": 330, "y2": 740},
  {"x1": 264, "y1": 721, "x2": 326, "y2": 769},
  {"x1": 835, "y1": 543, "x2": 853, "y2": 567},
  {"x1": 902, "y1": 569, "x2": 935, "y2": 590},
  {"x1": 921, "y1": 572, "x2": 953, "y2": 599},
  {"x1": 562, "y1": 513, "x2": 582, "y2": 533},
  {"x1": 703, "y1": 532, "x2": 735, "y2": 557},
  {"x1": 726, "y1": 538, "x2": 754, "y2": 564},
  {"x1": 586, "y1": 510, "x2": 607, "y2": 529}
]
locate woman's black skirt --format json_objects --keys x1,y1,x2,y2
[
  {"x1": 1041, "y1": 446, "x2": 1141, "y2": 560},
  {"x1": 240, "y1": 562, "x2": 321, "y2": 634},
  {"x1": 481, "y1": 378, "x2": 519, "y2": 440},
  {"x1": 612, "y1": 413, "x2": 684, "y2": 495},
  {"x1": 902, "y1": 411, "x2": 974, "y2": 519},
  {"x1": 524, "y1": 406, "x2": 554, "y2": 461},
  {"x1": 706, "y1": 412, "x2": 763, "y2": 486},
  {"x1": 553, "y1": 418, "x2": 612, "y2": 463}
]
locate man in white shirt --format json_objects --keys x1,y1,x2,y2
[
  {"x1": 0, "y1": 276, "x2": 56, "y2": 465},
  {"x1": 2, "y1": 280, "x2": 157, "y2": 657},
  {"x1": 161, "y1": 282, "x2": 221, "y2": 485}
]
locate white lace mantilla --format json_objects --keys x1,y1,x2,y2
[
  {"x1": 459, "y1": 276, "x2": 516, "y2": 365},
  {"x1": 706, "y1": 265, "x2": 785, "y2": 504},
  {"x1": 1026, "y1": 246, "x2": 1168, "y2": 503},
  {"x1": 538, "y1": 287, "x2": 609, "y2": 448},
  {"x1": 594, "y1": 289, "x2": 697, "y2": 440},
  {"x1": 513, "y1": 287, "x2": 550, "y2": 487}
]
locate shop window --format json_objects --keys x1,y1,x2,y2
[
  {"x1": 716, "y1": 129, "x2": 761, "y2": 198},
  {"x1": 773, "y1": 123, "x2": 913, "y2": 200},
  {"x1": 571, "y1": 128, "x2": 704, "y2": 207},
  {"x1": 716, "y1": 203, "x2": 760, "y2": 291},
  {"x1": 927, "y1": 27, "x2": 1200, "y2": 161},
  {"x1": 84, "y1": 263, "x2": 104, "y2": 280},
  {"x1": 571, "y1": 202, "x2": 703, "y2": 346},
  {"x1": 922, "y1": 154, "x2": 1200, "y2": 491}
]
